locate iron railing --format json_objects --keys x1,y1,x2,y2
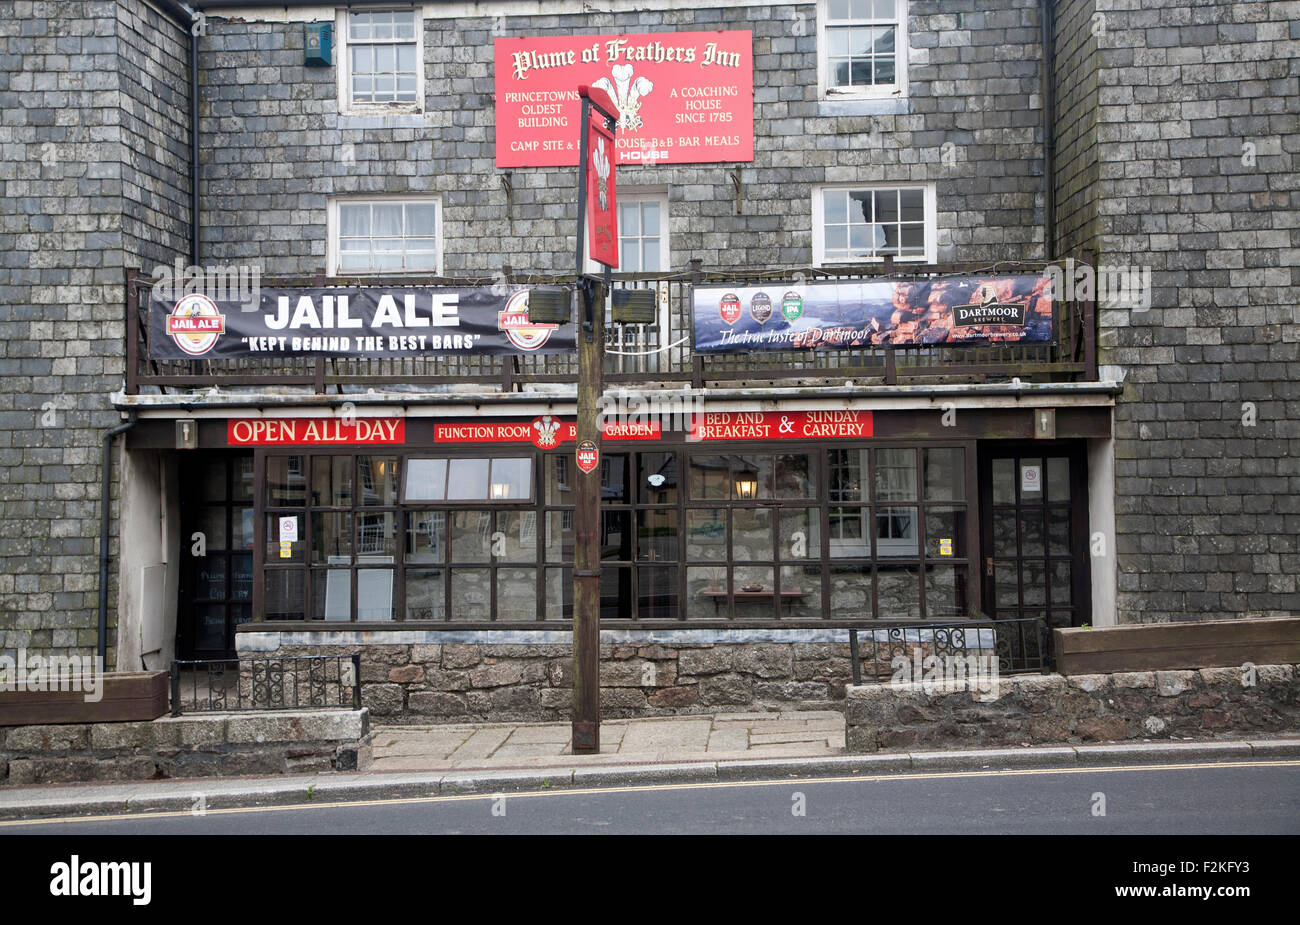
[
  {"x1": 169, "y1": 654, "x2": 362, "y2": 715},
  {"x1": 126, "y1": 258, "x2": 1097, "y2": 394},
  {"x1": 848, "y1": 616, "x2": 1050, "y2": 683}
]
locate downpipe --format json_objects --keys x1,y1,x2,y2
[{"x1": 98, "y1": 412, "x2": 138, "y2": 666}]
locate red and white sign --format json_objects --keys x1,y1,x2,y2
[
  {"x1": 576, "y1": 440, "x2": 599, "y2": 474},
  {"x1": 434, "y1": 416, "x2": 661, "y2": 446},
  {"x1": 227, "y1": 418, "x2": 405, "y2": 446},
  {"x1": 688, "y1": 411, "x2": 874, "y2": 442},
  {"x1": 586, "y1": 107, "x2": 619, "y2": 268},
  {"x1": 495, "y1": 30, "x2": 754, "y2": 167}
]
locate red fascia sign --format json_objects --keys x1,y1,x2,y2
[
  {"x1": 495, "y1": 30, "x2": 754, "y2": 167},
  {"x1": 434, "y1": 416, "x2": 661, "y2": 448},
  {"x1": 687, "y1": 411, "x2": 874, "y2": 441},
  {"x1": 585, "y1": 105, "x2": 619, "y2": 268},
  {"x1": 227, "y1": 418, "x2": 406, "y2": 445}
]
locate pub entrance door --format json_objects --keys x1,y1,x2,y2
[
  {"x1": 177, "y1": 452, "x2": 255, "y2": 659},
  {"x1": 978, "y1": 442, "x2": 1091, "y2": 632}
]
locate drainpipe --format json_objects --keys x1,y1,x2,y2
[
  {"x1": 1040, "y1": 0, "x2": 1057, "y2": 260},
  {"x1": 98, "y1": 412, "x2": 138, "y2": 666}
]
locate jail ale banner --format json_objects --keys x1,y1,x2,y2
[
  {"x1": 149, "y1": 286, "x2": 577, "y2": 360},
  {"x1": 692, "y1": 276, "x2": 1054, "y2": 352},
  {"x1": 495, "y1": 30, "x2": 753, "y2": 167}
]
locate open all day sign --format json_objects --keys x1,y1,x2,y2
[{"x1": 495, "y1": 30, "x2": 753, "y2": 167}]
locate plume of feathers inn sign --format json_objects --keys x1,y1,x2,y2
[
  {"x1": 149, "y1": 286, "x2": 577, "y2": 360},
  {"x1": 692, "y1": 276, "x2": 1055, "y2": 352},
  {"x1": 495, "y1": 30, "x2": 754, "y2": 167}
]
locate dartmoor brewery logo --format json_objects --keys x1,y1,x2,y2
[
  {"x1": 498, "y1": 290, "x2": 560, "y2": 351},
  {"x1": 953, "y1": 285, "x2": 1029, "y2": 327},
  {"x1": 165, "y1": 293, "x2": 226, "y2": 356}
]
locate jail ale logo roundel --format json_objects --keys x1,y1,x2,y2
[
  {"x1": 498, "y1": 290, "x2": 560, "y2": 351},
  {"x1": 165, "y1": 293, "x2": 226, "y2": 356},
  {"x1": 749, "y1": 291, "x2": 773, "y2": 325},
  {"x1": 576, "y1": 439, "x2": 599, "y2": 474},
  {"x1": 719, "y1": 292, "x2": 742, "y2": 325}
]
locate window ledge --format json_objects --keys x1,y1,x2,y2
[
  {"x1": 338, "y1": 107, "x2": 426, "y2": 128},
  {"x1": 818, "y1": 97, "x2": 910, "y2": 117}
]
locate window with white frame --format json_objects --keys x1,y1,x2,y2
[
  {"x1": 819, "y1": 0, "x2": 907, "y2": 97},
  {"x1": 585, "y1": 192, "x2": 670, "y2": 273},
  {"x1": 331, "y1": 198, "x2": 441, "y2": 274},
  {"x1": 812, "y1": 184, "x2": 934, "y2": 265},
  {"x1": 341, "y1": 8, "x2": 421, "y2": 108}
]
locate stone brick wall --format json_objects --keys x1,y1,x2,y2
[
  {"x1": 198, "y1": 0, "x2": 1048, "y2": 275},
  {"x1": 0, "y1": 0, "x2": 191, "y2": 670},
  {"x1": 1078, "y1": 1, "x2": 1300, "y2": 623},
  {"x1": 0, "y1": 708, "x2": 371, "y2": 785},
  {"x1": 844, "y1": 664, "x2": 1299, "y2": 751},
  {"x1": 1051, "y1": 0, "x2": 1099, "y2": 257},
  {"x1": 252, "y1": 640, "x2": 855, "y2": 723}
]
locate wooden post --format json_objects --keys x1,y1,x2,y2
[{"x1": 572, "y1": 277, "x2": 604, "y2": 753}]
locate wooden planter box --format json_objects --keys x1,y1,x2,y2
[
  {"x1": 0, "y1": 671, "x2": 169, "y2": 726},
  {"x1": 1053, "y1": 617, "x2": 1300, "y2": 675}
]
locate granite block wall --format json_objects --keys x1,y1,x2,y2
[
  {"x1": 198, "y1": 0, "x2": 1048, "y2": 276},
  {"x1": 1069, "y1": 0, "x2": 1300, "y2": 623},
  {"x1": 0, "y1": 0, "x2": 190, "y2": 668}
]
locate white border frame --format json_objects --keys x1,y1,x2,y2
[
  {"x1": 335, "y1": 5, "x2": 425, "y2": 115},
  {"x1": 326, "y1": 194, "x2": 444, "y2": 277},
  {"x1": 816, "y1": 0, "x2": 909, "y2": 101},
  {"x1": 811, "y1": 182, "x2": 937, "y2": 266}
]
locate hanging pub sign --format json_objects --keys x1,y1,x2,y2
[
  {"x1": 149, "y1": 286, "x2": 576, "y2": 360},
  {"x1": 586, "y1": 106, "x2": 619, "y2": 268},
  {"x1": 495, "y1": 30, "x2": 753, "y2": 167},
  {"x1": 692, "y1": 276, "x2": 1054, "y2": 352}
]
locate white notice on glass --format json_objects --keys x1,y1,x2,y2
[
  {"x1": 278, "y1": 515, "x2": 299, "y2": 542},
  {"x1": 1021, "y1": 465, "x2": 1042, "y2": 494}
]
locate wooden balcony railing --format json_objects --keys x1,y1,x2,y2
[{"x1": 124, "y1": 258, "x2": 1097, "y2": 395}]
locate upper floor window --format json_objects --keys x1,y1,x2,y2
[
  {"x1": 584, "y1": 190, "x2": 670, "y2": 273},
  {"x1": 812, "y1": 184, "x2": 936, "y2": 265},
  {"x1": 329, "y1": 197, "x2": 441, "y2": 275},
  {"x1": 819, "y1": 0, "x2": 908, "y2": 98},
  {"x1": 339, "y1": 8, "x2": 422, "y2": 111}
]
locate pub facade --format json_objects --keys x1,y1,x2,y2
[{"x1": 3, "y1": 0, "x2": 1294, "y2": 720}]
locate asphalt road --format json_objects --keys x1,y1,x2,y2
[{"x1": 3, "y1": 759, "x2": 1297, "y2": 835}]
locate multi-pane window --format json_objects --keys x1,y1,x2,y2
[
  {"x1": 618, "y1": 197, "x2": 667, "y2": 272},
  {"x1": 821, "y1": 0, "x2": 905, "y2": 95},
  {"x1": 815, "y1": 185, "x2": 931, "y2": 264},
  {"x1": 346, "y1": 9, "x2": 419, "y2": 104},
  {"x1": 256, "y1": 446, "x2": 970, "y2": 624},
  {"x1": 335, "y1": 199, "x2": 440, "y2": 274}
]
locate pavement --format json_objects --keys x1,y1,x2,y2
[{"x1": 0, "y1": 710, "x2": 1297, "y2": 823}]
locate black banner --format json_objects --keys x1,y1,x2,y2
[{"x1": 148, "y1": 286, "x2": 576, "y2": 360}]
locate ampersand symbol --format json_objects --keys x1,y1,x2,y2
[{"x1": 778, "y1": 415, "x2": 795, "y2": 434}]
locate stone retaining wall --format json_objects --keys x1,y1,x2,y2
[
  {"x1": 249, "y1": 642, "x2": 855, "y2": 723},
  {"x1": 845, "y1": 665, "x2": 1300, "y2": 752},
  {"x1": 0, "y1": 709, "x2": 371, "y2": 786}
]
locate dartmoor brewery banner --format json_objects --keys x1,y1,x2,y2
[
  {"x1": 149, "y1": 286, "x2": 577, "y2": 360},
  {"x1": 495, "y1": 30, "x2": 754, "y2": 167},
  {"x1": 692, "y1": 276, "x2": 1054, "y2": 352}
]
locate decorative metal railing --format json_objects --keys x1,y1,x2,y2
[
  {"x1": 125, "y1": 258, "x2": 1096, "y2": 394},
  {"x1": 848, "y1": 616, "x2": 1051, "y2": 683},
  {"x1": 169, "y1": 654, "x2": 361, "y2": 715}
]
